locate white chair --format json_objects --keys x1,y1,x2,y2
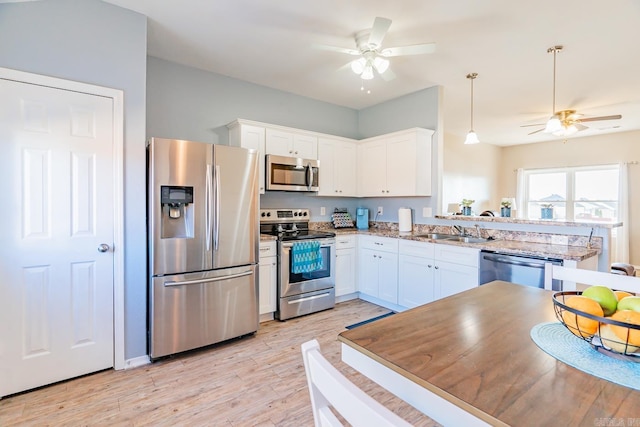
[
  {"x1": 301, "y1": 339, "x2": 412, "y2": 427},
  {"x1": 544, "y1": 263, "x2": 640, "y2": 293}
]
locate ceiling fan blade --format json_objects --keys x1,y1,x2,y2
[
  {"x1": 380, "y1": 67, "x2": 396, "y2": 82},
  {"x1": 528, "y1": 128, "x2": 545, "y2": 135},
  {"x1": 520, "y1": 123, "x2": 546, "y2": 128},
  {"x1": 578, "y1": 114, "x2": 622, "y2": 123},
  {"x1": 575, "y1": 123, "x2": 589, "y2": 131},
  {"x1": 368, "y1": 17, "x2": 392, "y2": 49},
  {"x1": 311, "y1": 43, "x2": 360, "y2": 56},
  {"x1": 380, "y1": 43, "x2": 436, "y2": 57}
]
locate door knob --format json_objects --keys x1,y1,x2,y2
[{"x1": 98, "y1": 244, "x2": 110, "y2": 253}]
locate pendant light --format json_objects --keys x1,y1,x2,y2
[
  {"x1": 544, "y1": 46, "x2": 563, "y2": 134},
  {"x1": 464, "y1": 73, "x2": 480, "y2": 145}
]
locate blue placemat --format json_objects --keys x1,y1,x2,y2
[{"x1": 530, "y1": 322, "x2": 640, "y2": 391}]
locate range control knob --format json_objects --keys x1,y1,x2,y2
[{"x1": 303, "y1": 211, "x2": 308, "y2": 216}]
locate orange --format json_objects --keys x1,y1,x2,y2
[
  {"x1": 599, "y1": 324, "x2": 640, "y2": 353},
  {"x1": 609, "y1": 310, "x2": 640, "y2": 347},
  {"x1": 561, "y1": 295, "x2": 603, "y2": 338},
  {"x1": 614, "y1": 290, "x2": 634, "y2": 301}
]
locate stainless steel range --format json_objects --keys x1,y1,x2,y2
[{"x1": 260, "y1": 208, "x2": 336, "y2": 320}]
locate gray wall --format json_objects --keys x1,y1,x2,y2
[
  {"x1": 356, "y1": 87, "x2": 440, "y2": 225},
  {"x1": 0, "y1": 0, "x2": 148, "y2": 360},
  {"x1": 147, "y1": 57, "x2": 360, "y2": 143}
]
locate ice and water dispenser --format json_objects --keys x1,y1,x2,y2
[{"x1": 160, "y1": 185, "x2": 194, "y2": 238}]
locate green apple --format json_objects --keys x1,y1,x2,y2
[
  {"x1": 582, "y1": 285, "x2": 618, "y2": 316},
  {"x1": 617, "y1": 296, "x2": 640, "y2": 312}
]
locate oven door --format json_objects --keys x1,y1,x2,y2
[{"x1": 279, "y1": 238, "x2": 335, "y2": 298}]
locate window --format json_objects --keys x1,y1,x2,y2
[{"x1": 523, "y1": 165, "x2": 619, "y2": 221}]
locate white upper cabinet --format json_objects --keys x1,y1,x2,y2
[
  {"x1": 265, "y1": 128, "x2": 318, "y2": 159},
  {"x1": 228, "y1": 121, "x2": 266, "y2": 194},
  {"x1": 317, "y1": 137, "x2": 357, "y2": 197},
  {"x1": 357, "y1": 128, "x2": 434, "y2": 197}
]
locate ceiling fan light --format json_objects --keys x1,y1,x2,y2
[
  {"x1": 553, "y1": 124, "x2": 578, "y2": 137},
  {"x1": 361, "y1": 65, "x2": 374, "y2": 80},
  {"x1": 373, "y1": 56, "x2": 389, "y2": 74},
  {"x1": 351, "y1": 58, "x2": 366, "y2": 74},
  {"x1": 464, "y1": 130, "x2": 480, "y2": 145},
  {"x1": 544, "y1": 116, "x2": 562, "y2": 133}
]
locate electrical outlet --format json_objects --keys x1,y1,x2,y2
[
  {"x1": 377, "y1": 206, "x2": 383, "y2": 215},
  {"x1": 320, "y1": 207, "x2": 326, "y2": 216}
]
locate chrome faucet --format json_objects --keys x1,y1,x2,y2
[
  {"x1": 452, "y1": 225, "x2": 465, "y2": 236},
  {"x1": 475, "y1": 224, "x2": 481, "y2": 238}
]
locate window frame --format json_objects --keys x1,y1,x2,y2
[{"x1": 522, "y1": 164, "x2": 620, "y2": 221}]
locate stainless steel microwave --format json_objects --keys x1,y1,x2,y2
[{"x1": 265, "y1": 154, "x2": 319, "y2": 192}]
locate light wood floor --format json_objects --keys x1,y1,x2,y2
[{"x1": 0, "y1": 299, "x2": 440, "y2": 426}]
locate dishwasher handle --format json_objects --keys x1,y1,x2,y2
[{"x1": 481, "y1": 253, "x2": 550, "y2": 269}]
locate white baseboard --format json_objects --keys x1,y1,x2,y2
[{"x1": 124, "y1": 355, "x2": 150, "y2": 370}]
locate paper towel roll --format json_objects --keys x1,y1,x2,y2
[{"x1": 398, "y1": 208, "x2": 412, "y2": 232}]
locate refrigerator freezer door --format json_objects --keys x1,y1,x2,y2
[
  {"x1": 148, "y1": 138, "x2": 213, "y2": 276},
  {"x1": 149, "y1": 265, "x2": 258, "y2": 359},
  {"x1": 212, "y1": 145, "x2": 259, "y2": 269}
]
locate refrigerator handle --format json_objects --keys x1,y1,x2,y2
[
  {"x1": 206, "y1": 164, "x2": 212, "y2": 251},
  {"x1": 164, "y1": 269, "x2": 253, "y2": 287},
  {"x1": 214, "y1": 164, "x2": 221, "y2": 251}
]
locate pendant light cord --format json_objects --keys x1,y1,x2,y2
[
  {"x1": 467, "y1": 73, "x2": 478, "y2": 131},
  {"x1": 548, "y1": 46, "x2": 562, "y2": 115}
]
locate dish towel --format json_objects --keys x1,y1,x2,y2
[{"x1": 291, "y1": 241, "x2": 322, "y2": 274}]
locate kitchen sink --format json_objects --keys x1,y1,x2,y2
[
  {"x1": 447, "y1": 236, "x2": 491, "y2": 244},
  {"x1": 414, "y1": 233, "x2": 457, "y2": 240},
  {"x1": 414, "y1": 233, "x2": 491, "y2": 244}
]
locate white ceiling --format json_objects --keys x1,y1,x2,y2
[{"x1": 101, "y1": 0, "x2": 640, "y2": 146}]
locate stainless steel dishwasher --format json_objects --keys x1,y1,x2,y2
[{"x1": 479, "y1": 251, "x2": 563, "y2": 290}]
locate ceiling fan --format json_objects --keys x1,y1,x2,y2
[
  {"x1": 316, "y1": 17, "x2": 436, "y2": 81},
  {"x1": 522, "y1": 45, "x2": 622, "y2": 137}
]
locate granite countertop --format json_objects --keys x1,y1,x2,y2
[
  {"x1": 330, "y1": 227, "x2": 599, "y2": 261},
  {"x1": 434, "y1": 214, "x2": 622, "y2": 229}
]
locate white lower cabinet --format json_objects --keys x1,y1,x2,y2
[
  {"x1": 398, "y1": 240, "x2": 480, "y2": 308},
  {"x1": 433, "y1": 244, "x2": 480, "y2": 299},
  {"x1": 259, "y1": 241, "x2": 277, "y2": 317},
  {"x1": 358, "y1": 236, "x2": 399, "y2": 304},
  {"x1": 335, "y1": 235, "x2": 357, "y2": 297},
  {"x1": 398, "y1": 241, "x2": 436, "y2": 308}
]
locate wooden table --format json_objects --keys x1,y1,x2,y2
[{"x1": 338, "y1": 281, "x2": 640, "y2": 426}]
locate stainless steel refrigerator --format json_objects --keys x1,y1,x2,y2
[{"x1": 147, "y1": 137, "x2": 259, "y2": 359}]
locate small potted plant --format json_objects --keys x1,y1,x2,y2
[
  {"x1": 461, "y1": 199, "x2": 474, "y2": 216},
  {"x1": 500, "y1": 199, "x2": 512, "y2": 217},
  {"x1": 540, "y1": 203, "x2": 554, "y2": 219}
]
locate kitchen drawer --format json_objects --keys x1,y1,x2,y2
[
  {"x1": 359, "y1": 235, "x2": 398, "y2": 253},
  {"x1": 335, "y1": 234, "x2": 356, "y2": 249},
  {"x1": 259, "y1": 240, "x2": 276, "y2": 258},
  {"x1": 399, "y1": 239, "x2": 434, "y2": 258},
  {"x1": 434, "y1": 244, "x2": 479, "y2": 268}
]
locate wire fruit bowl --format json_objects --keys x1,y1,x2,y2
[{"x1": 553, "y1": 291, "x2": 640, "y2": 363}]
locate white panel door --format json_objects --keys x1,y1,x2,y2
[{"x1": 0, "y1": 79, "x2": 115, "y2": 397}]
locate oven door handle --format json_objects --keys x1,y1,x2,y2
[{"x1": 281, "y1": 239, "x2": 335, "y2": 249}]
